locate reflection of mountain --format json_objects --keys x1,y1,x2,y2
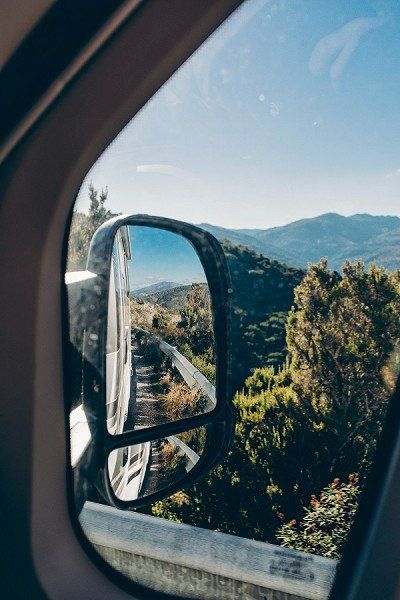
[
  {"x1": 200, "y1": 213, "x2": 400, "y2": 271},
  {"x1": 131, "y1": 281, "x2": 178, "y2": 297},
  {"x1": 142, "y1": 284, "x2": 208, "y2": 312},
  {"x1": 129, "y1": 214, "x2": 400, "y2": 293},
  {"x1": 142, "y1": 285, "x2": 192, "y2": 312},
  {"x1": 128, "y1": 226, "x2": 206, "y2": 290}
]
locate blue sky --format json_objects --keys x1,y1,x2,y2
[{"x1": 76, "y1": 0, "x2": 400, "y2": 229}]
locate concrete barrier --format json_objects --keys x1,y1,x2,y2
[{"x1": 80, "y1": 502, "x2": 337, "y2": 600}]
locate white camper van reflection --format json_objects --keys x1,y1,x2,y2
[{"x1": 67, "y1": 226, "x2": 150, "y2": 503}]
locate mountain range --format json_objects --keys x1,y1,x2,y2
[
  {"x1": 132, "y1": 283, "x2": 194, "y2": 312},
  {"x1": 127, "y1": 214, "x2": 400, "y2": 292},
  {"x1": 131, "y1": 281, "x2": 179, "y2": 296},
  {"x1": 199, "y1": 213, "x2": 400, "y2": 272}
]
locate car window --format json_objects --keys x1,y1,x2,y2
[{"x1": 66, "y1": 1, "x2": 400, "y2": 598}]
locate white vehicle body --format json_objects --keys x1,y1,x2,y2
[{"x1": 67, "y1": 226, "x2": 150, "y2": 501}]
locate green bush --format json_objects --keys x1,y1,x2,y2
[{"x1": 276, "y1": 475, "x2": 360, "y2": 559}]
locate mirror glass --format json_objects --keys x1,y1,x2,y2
[
  {"x1": 106, "y1": 225, "x2": 216, "y2": 435},
  {"x1": 108, "y1": 426, "x2": 207, "y2": 501}
]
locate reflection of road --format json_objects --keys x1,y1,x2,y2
[
  {"x1": 140, "y1": 439, "x2": 163, "y2": 497},
  {"x1": 126, "y1": 340, "x2": 165, "y2": 430},
  {"x1": 124, "y1": 338, "x2": 192, "y2": 499}
]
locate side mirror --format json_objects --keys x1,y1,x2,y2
[{"x1": 67, "y1": 215, "x2": 234, "y2": 510}]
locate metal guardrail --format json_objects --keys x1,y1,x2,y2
[
  {"x1": 80, "y1": 502, "x2": 337, "y2": 600},
  {"x1": 159, "y1": 339, "x2": 216, "y2": 410},
  {"x1": 167, "y1": 435, "x2": 200, "y2": 470},
  {"x1": 135, "y1": 328, "x2": 216, "y2": 411}
]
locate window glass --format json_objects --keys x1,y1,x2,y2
[{"x1": 67, "y1": 1, "x2": 400, "y2": 598}]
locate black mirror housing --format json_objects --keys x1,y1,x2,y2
[{"x1": 66, "y1": 215, "x2": 234, "y2": 510}]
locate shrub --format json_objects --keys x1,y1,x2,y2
[{"x1": 276, "y1": 475, "x2": 360, "y2": 559}]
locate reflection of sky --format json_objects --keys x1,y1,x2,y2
[
  {"x1": 76, "y1": 0, "x2": 400, "y2": 229},
  {"x1": 128, "y1": 226, "x2": 206, "y2": 290}
]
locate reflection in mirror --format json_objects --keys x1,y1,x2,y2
[
  {"x1": 106, "y1": 225, "x2": 216, "y2": 435},
  {"x1": 108, "y1": 426, "x2": 206, "y2": 501}
]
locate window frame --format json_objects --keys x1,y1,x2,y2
[
  {"x1": 0, "y1": 1, "x2": 243, "y2": 598},
  {"x1": 1, "y1": 0, "x2": 400, "y2": 598}
]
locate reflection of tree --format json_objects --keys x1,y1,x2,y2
[
  {"x1": 131, "y1": 283, "x2": 214, "y2": 430},
  {"x1": 136, "y1": 334, "x2": 166, "y2": 378},
  {"x1": 158, "y1": 439, "x2": 188, "y2": 488},
  {"x1": 130, "y1": 283, "x2": 216, "y2": 385},
  {"x1": 156, "y1": 427, "x2": 206, "y2": 491},
  {"x1": 179, "y1": 284, "x2": 214, "y2": 357},
  {"x1": 178, "y1": 427, "x2": 206, "y2": 456}
]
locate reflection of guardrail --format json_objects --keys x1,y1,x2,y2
[
  {"x1": 159, "y1": 340, "x2": 216, "y2": 409},
  {"x1": 81, "y1": 502, "x2": 337, "y2": 600},
  {"x1": 167, "y1": 435, "x2": 200, "y2": 470},
  {"x1": 135, "y1": 328, "x2": 216, "y2": 411}
]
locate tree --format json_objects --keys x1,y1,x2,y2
[
  {"x1": 179, "y1": 284, "x2": 214, "y2": 356},
  {"x1": 87, "y1": 183, "x2": 113, "y2": 232},
  {"x1": 152, "y1": 308, "x2": 172, "y2": 332},
  {"x1": 149, "y1": 260, "x2": 400, "y2": 551},
  {"x1": 277, "y1": 475, "x2": 360, "y2": 559},
  {"x1": 286, "y1": 259, "x2": 400, "y2": 480},
  {"x1": 67, "y1": 183, "x2": 115, "y2": 270},
  {"x1": 222, "y1": 242, "x2": 304, "y2": 391}
]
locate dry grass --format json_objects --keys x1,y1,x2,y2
[{"x1": 162, "y1": 375, "x2": 207, "y2": 421}]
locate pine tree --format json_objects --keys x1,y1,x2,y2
[{"x1": 67, "y1": 184, "x2": 115, "y2": 270}]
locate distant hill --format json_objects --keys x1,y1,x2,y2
[
  {"x1": 131, "y1": 281, "x2": 178, "y2": 297},
  {"x1": 198, "y1": 223, "x2": 297, "y2": 266},
  {"x1": 200, "y1": 214, "x2": 400, "y2": 271},
  {"x1": 128, "y1": 214, "x2": 400, "y2": 293},
  {"x1": 141, "y1": 283, "x2": 209, "y2": 312},
  {"x1": 142, "y1": 285, "x2": 192, "y2": 312}
]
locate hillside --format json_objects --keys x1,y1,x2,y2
[
  {"x1": 200, "y1": 213, "x2": 400, "y2": 271},
  {"x1": 142, "y1": 284, "x2": 193, "y2": 312},
  {"x1": 198, "y1": 223, "x2": 296, "y2": 266},
  {"x1": 131, "y1": 281, "x2": 179, "y2": 297},
  {"x1": 222, "y1": 241, "x2": 304, "y2": 391}
]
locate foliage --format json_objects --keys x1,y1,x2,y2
[
  {"x1": 179, "y1": 343, "x2": 216, "y2": 385},
  {"x1": 286, "y1": 259, "x2": 400, "y2": 479},
  {"x1": 142, "y1": 284, "x2": 193, "y2": 312},
  {"x1": 136, "y1": 283, "x2": 216, "y2": 383},
  {"x1": 150, "y1": 260, "x2": 400, "y2": 555},
  {"x1": 160, "y1": 373, "x2": 207, "y2": 421},
  {"x1": 179, "y1": 283, "x2": 214, "y2": 356},
  {"x1": 277, "y1": 475, "x2": 360, "y2": 559},
  {"x1": 222, "y1": 242, "x2": 304, "y2": 391},
  {"x1": 67, "y1": 183, "x2": 115, "y2": 270}
]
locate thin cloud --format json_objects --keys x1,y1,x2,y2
[{"x1": 309, "y1": 16, "x2": 385, "y2": 83}]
